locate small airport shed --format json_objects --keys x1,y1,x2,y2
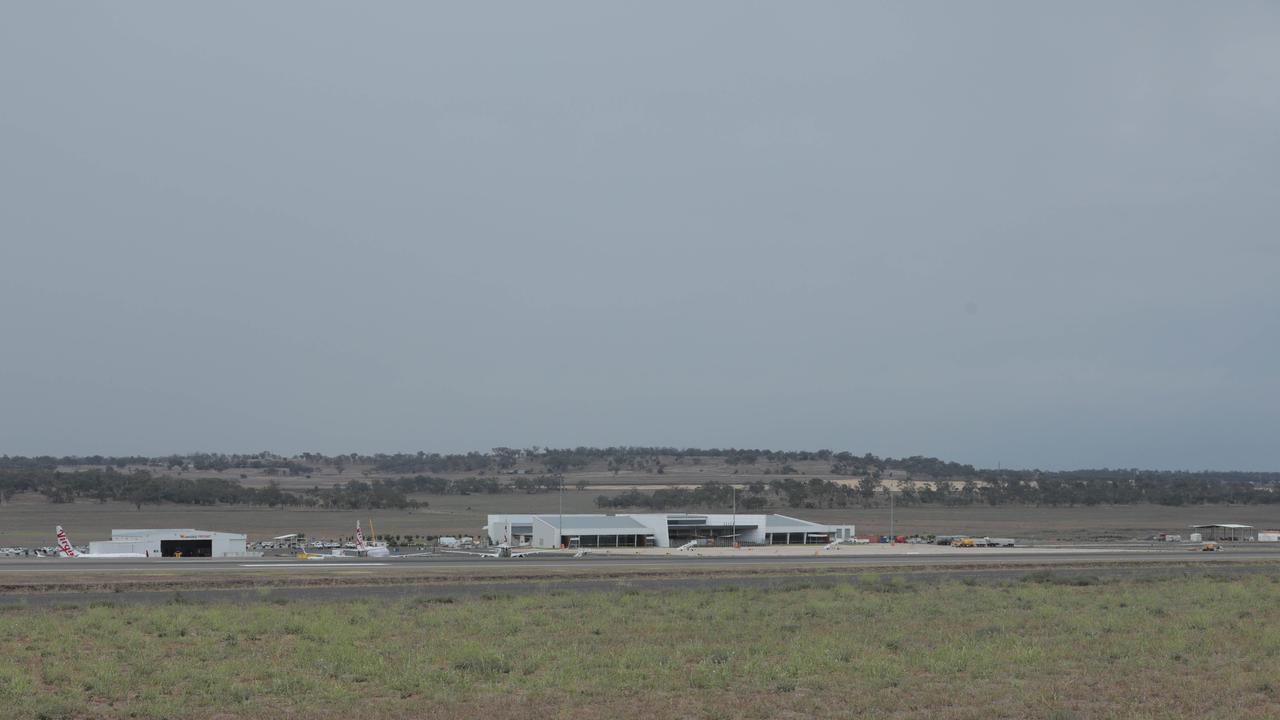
[
  {"x1": 89, "y1": 529, "x2": 250, "y2": 557},
  {"x1": 1190, "y1": 524, "x2": 1254, "y2": 542},
  {"x1": 1257, "y1": 530, "x2": 1280, "y2": 543}
]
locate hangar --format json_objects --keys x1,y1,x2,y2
[
  {"x1": 1190, "y1": 524, "x2": 1255, "y2": 542},
  {"x1": 488, "y1": 513, "x2": 854, "y2": 549},
  {"x1": 89, "y1": 529, "x2": 252, "y2": 558}
]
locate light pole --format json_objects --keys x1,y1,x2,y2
[
  {"x1": 888, "y1": 487, "x2": 894, "y2": 541},
  {"x1": 558, "y1": 474, "x2": 564, "y2": 549},
  {"x1": 731, "y1": 485, "x2": 737, "y2": 548}
]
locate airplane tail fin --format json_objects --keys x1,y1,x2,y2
[
  {"x1": 355, "y1": 521, "x2": 367, "y2": 551},
  {"x1": 55, "y1": 526, "x2": 79, "y2": 557}
]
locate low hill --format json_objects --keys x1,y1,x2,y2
[{"x1": 2, "y1": 448, "x2": 1278, "y2": 512}]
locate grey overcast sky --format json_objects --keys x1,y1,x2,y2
[{"x1": 2, "y1": 3, "x2": 1278, "y2": 470}]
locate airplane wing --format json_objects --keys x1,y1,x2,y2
[
  {"x1": 438, "y1": 548, "x2": 499, "y2": 558},
  {"x1": 501, "y1": 548, "x2": 591, "y2": 559},
  {"x1": 508, "y1": 550, "x2": 547, "y2": 558}
]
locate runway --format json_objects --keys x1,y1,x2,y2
[
  {"x1": 4, "y1": 544, "x2": 1280, "y2": 575},
  {"x1": 1, "y1": 546, "x2": 1278, "y2": 606}
]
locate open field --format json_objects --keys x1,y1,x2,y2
[
  {"x1": 2, "y1": 574, "x2": 1279, "y2": 719},
  {"x1": 4, "y1": 492, "x2": 1278, "y2": 547}
]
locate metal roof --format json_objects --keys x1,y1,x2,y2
[
  {"x1": 1190, "y1": 524, "x2": 1254, "y2": 529},
  {"x1": 762, "y1": 514, "x2": 832, "y2": 532},
  {"x1": 111, "y1": 529, "x2": 247, "y2": 539},
  {"x1": 532, "y1": 515, "x2": 652, "y2": 532}
]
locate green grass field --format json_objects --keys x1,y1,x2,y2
[{"x1": 3, "y1": 575, "x2": 1279, "y2": 719}]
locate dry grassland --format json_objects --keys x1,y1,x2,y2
[{"x1": 1, "y1": 574, "x2": 1279, "y2": 719}]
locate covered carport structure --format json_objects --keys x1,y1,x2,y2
[
  {"x1": 762, "y1": 515, "x2": 834, "y2": 545},
  {"x1": 1191, "y1": 524, "x2": 1254, "y2": 542}
]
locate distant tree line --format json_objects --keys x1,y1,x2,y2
[
  {"x1": 0, "y1": 469, "x2": 422, "y2": 511},
  {"x1": 596, "y1": 479, "x2": 859, "y2": 511},
  {"x1": 4, "y1": 449, "x2": 1279, "y2": 510},
  {"x1": 8, "y1": 447, "x2": 1277, "y2": 484},
  {"x1": 389, "y1": 474, "x2": 568, "y2": 494},
  {"x1": 896, "y1": 471, "x2": 1280, "y2": 507},
  {"x1": 597, "y1": 472, "x2": 1280, "y2": 511},
  {"x1": 0, "y1": 468, "x2": 573, "y2": 511},
  {"x1": 0, "y1": 452, "x2": 318, "y2": 475}
]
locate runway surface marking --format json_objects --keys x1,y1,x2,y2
[{"x1": 239, "y1": 563, "x2": 390, "y2": 568}]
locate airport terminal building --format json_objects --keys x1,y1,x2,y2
[
  {"x1": 89, "y1": 529, "x2": 251, "y2": 557},
  {"x1": 487, "y1": 513, "x2": 854, "y2": 549}
]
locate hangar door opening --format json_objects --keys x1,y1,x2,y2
[{"x1": 161, "y1": 539, "x2": 212, "y2": 557}]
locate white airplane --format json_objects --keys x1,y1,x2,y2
[
  {"x1": 435, "y1": 530, "x2": 586, "y2": 558},
  {"x1": 54, "y1": 526, "x2": 147, "y2": 558},
  {"x1": 440, "y1": 537, "x2": 548, "y2": 559},
  {"x1": 438, "y1": 519, "x2": 586, "y2": 560},
  {"x1": 298, "y1": 521, "x2": 432, "y2": 560},
  {"x1": 823, "y1": 538, "x2": 847, "y2": 550},
  {"x1": 677, "y1": 540, "x2": 699, "y2": 551},
  {"x1": 352, "y1": 521, "x2": 390, "y2": 557}
]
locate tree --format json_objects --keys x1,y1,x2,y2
[
  {"x1": 127, "y1": 476, "x2": 161, "y2": 511},
  {"x1": 261, "y1": 480, "x2": 285, "y2": 509},
  {"x1": 857, "y1": 473, "x2": 881, "y2": 503}
]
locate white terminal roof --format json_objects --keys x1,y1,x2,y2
[
  {"x1": 1190, "y1": 524, "x2": 1254, "y2": 529},
  {"x1": 532, "y1": 515, "x2": 652, "y2": 532},
  {"x1": 760, "y1": 514, "x2": 833, "y2": 531}
]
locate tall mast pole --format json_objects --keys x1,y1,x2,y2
[
  {"x1": 889, "y1": 487, "x2": 894, "y2": 540},
  {"x1": 731, "y1": 485, "x2": 736, "y2": 548}
]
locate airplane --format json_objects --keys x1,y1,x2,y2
[
  {"x1": 54, "y1": 526, "x2": 148, "y2": 558},
  {"x1": 676, "y1": 540, "x2": 699, "y2": 551},
  {"x1": 438, "y1": 518, "x2": 550, "y2": 559},
  {"x1": 438, "y1": 537, "x2": 548, "y2": 559},
  {"x1": 353, "y1": 520, "x2": 390, "y2": 557},
  {"x1": 297, "y1": 521, "x2": 433, "y2": 560},
  {"x1": 436, "y1": 518, "x2": 589, "y2": 559}
]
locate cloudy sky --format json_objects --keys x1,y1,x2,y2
[{"x1": 2, "y1": 3, "x2": 1277, "y2": 469}]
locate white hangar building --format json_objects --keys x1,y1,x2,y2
[
  {"x1": 89, "y1": 529, "x2": 251, "y2": 558},
  {"x1": 487, "y1": 513, "x2": 854, "y2": 549}
]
